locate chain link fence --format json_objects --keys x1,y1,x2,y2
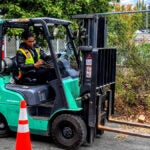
[
  {"x1": 106, "y1": 11, "x2": 150, "y2": 118},
  {"x1": 4, "y1": 36, "x2": 66, "y2": 57}
]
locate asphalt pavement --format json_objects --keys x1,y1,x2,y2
[{"x1": 0, "y1": 131, "x2": 149, "y2": 150}]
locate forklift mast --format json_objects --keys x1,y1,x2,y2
[
  {"x1": 73, "y1": 14, "x2": 116, "y2": 142},
  {"x1": 73, "y1": 12, "x2": 150, "y2": 143},
  {"x1": 76, "y1": 15, "x2": 107, "y2": 48}
]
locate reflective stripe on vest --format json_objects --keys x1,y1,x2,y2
[{"x1": 18, "y1": 48, "x2": 40, "y2": 64}]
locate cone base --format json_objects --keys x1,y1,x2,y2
[{"x1": 15, "y1": 132, "x2": 32, "y2": 150}]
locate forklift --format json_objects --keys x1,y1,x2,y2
[{"x1": 0, "y1": 15, "x2": 149, "y2": 150}]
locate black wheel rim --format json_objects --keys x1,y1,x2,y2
[
  {"x1": 60, "y1": 121, "x2": 75, "y2": 139},
  {"x1": 62, "y1": 126, "x2": 74, "y2": 139}
]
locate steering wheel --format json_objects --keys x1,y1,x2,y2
[{"x1": 39, "y1": 59, "x2": 54, "y2": 69}]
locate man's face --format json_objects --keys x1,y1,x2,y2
[{"x1": 24, "y1": 37, "x2": 35, "y2": 48}]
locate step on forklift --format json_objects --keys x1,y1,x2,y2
[{"x1": 0, "y1": 15, "x2": 149, "y2": 150}]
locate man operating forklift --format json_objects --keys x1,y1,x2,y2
[{"x1": 16, "y1": 30, "x2": 56, "y2": 84}]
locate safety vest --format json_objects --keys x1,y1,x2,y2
[
  {"x1": 17, "y1": 48, "x2": 41, "y2": 79},
  {"x1": 18, "y1": 48, "x2": 41, "y2": 64}
]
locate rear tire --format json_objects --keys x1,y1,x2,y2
[
  {"x1": 51, "y1": 114, "x2": 87, "y2": 149},
  {"x1": 0, "y1": 115, "x2": 10, "y2": 137}
]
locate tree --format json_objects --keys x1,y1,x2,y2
[
  {"x1": 107, "y1": 4, "x2": 150, "y2": 112},
  {"x1": 0, "y1": 0, "x2": 110, "y2": 20},
  {"x1": 107, "y1": 4, "x2": 142, "y2": 63},
  {"x1": 0, "y1": 0, "x2": 110, "y2": 37},
  {"x1": 136, "y1": 0, "x2": 149, "y2": 30}
]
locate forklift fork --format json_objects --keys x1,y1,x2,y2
[{"x1": 97, "y1": 89, "x2": 150, "y2": 138}]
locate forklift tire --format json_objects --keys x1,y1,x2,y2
[
  {"x1": 51, "y1": 114, "x2": 87, "y2": 149},
  {"x1": 0, "y1": 115, "x2": 10, "y2": 137}
]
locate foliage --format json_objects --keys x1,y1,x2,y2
[
  {"x1": 0, "y1": 0, "x2": 110, "y2": 37},
  {"x1": 107, "y1": 4, "x2": 150, "y2": 111},
  {"x1": 136, "y1": 0, "x2": 149, "y2": 29},
  {"x1": 0, "y1": 0, "x2": 110, "y2": 19}
]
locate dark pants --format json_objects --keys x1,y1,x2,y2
[{"x1": 20, "y1": 68, "x2": 56, "y2": 84}]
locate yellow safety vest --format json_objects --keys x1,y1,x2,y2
[
  {"x1": 17, "y1": 48, "x2": 41, "y2": 79},
  {"x1": 18, "y1": 48, "x2": 40, "y2": 64}
]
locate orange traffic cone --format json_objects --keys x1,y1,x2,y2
[{"x1": 15, "y1": 100, "x2": 32, "y2": 150}]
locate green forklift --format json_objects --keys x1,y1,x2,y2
[{"x1": 0, "y1": 15, "x2": 149, "y2": 150}]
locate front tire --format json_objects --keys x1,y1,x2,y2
[
  {"x1": 51, "y1": 114, "x2": 87, "y2": 149},
  {"x1": 0, "y1": 115, "x2": 10, "y2": 137}
]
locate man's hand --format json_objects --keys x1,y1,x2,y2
[{"x1": 34, "y1": 59, "x2": 44, "y2": 68}]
